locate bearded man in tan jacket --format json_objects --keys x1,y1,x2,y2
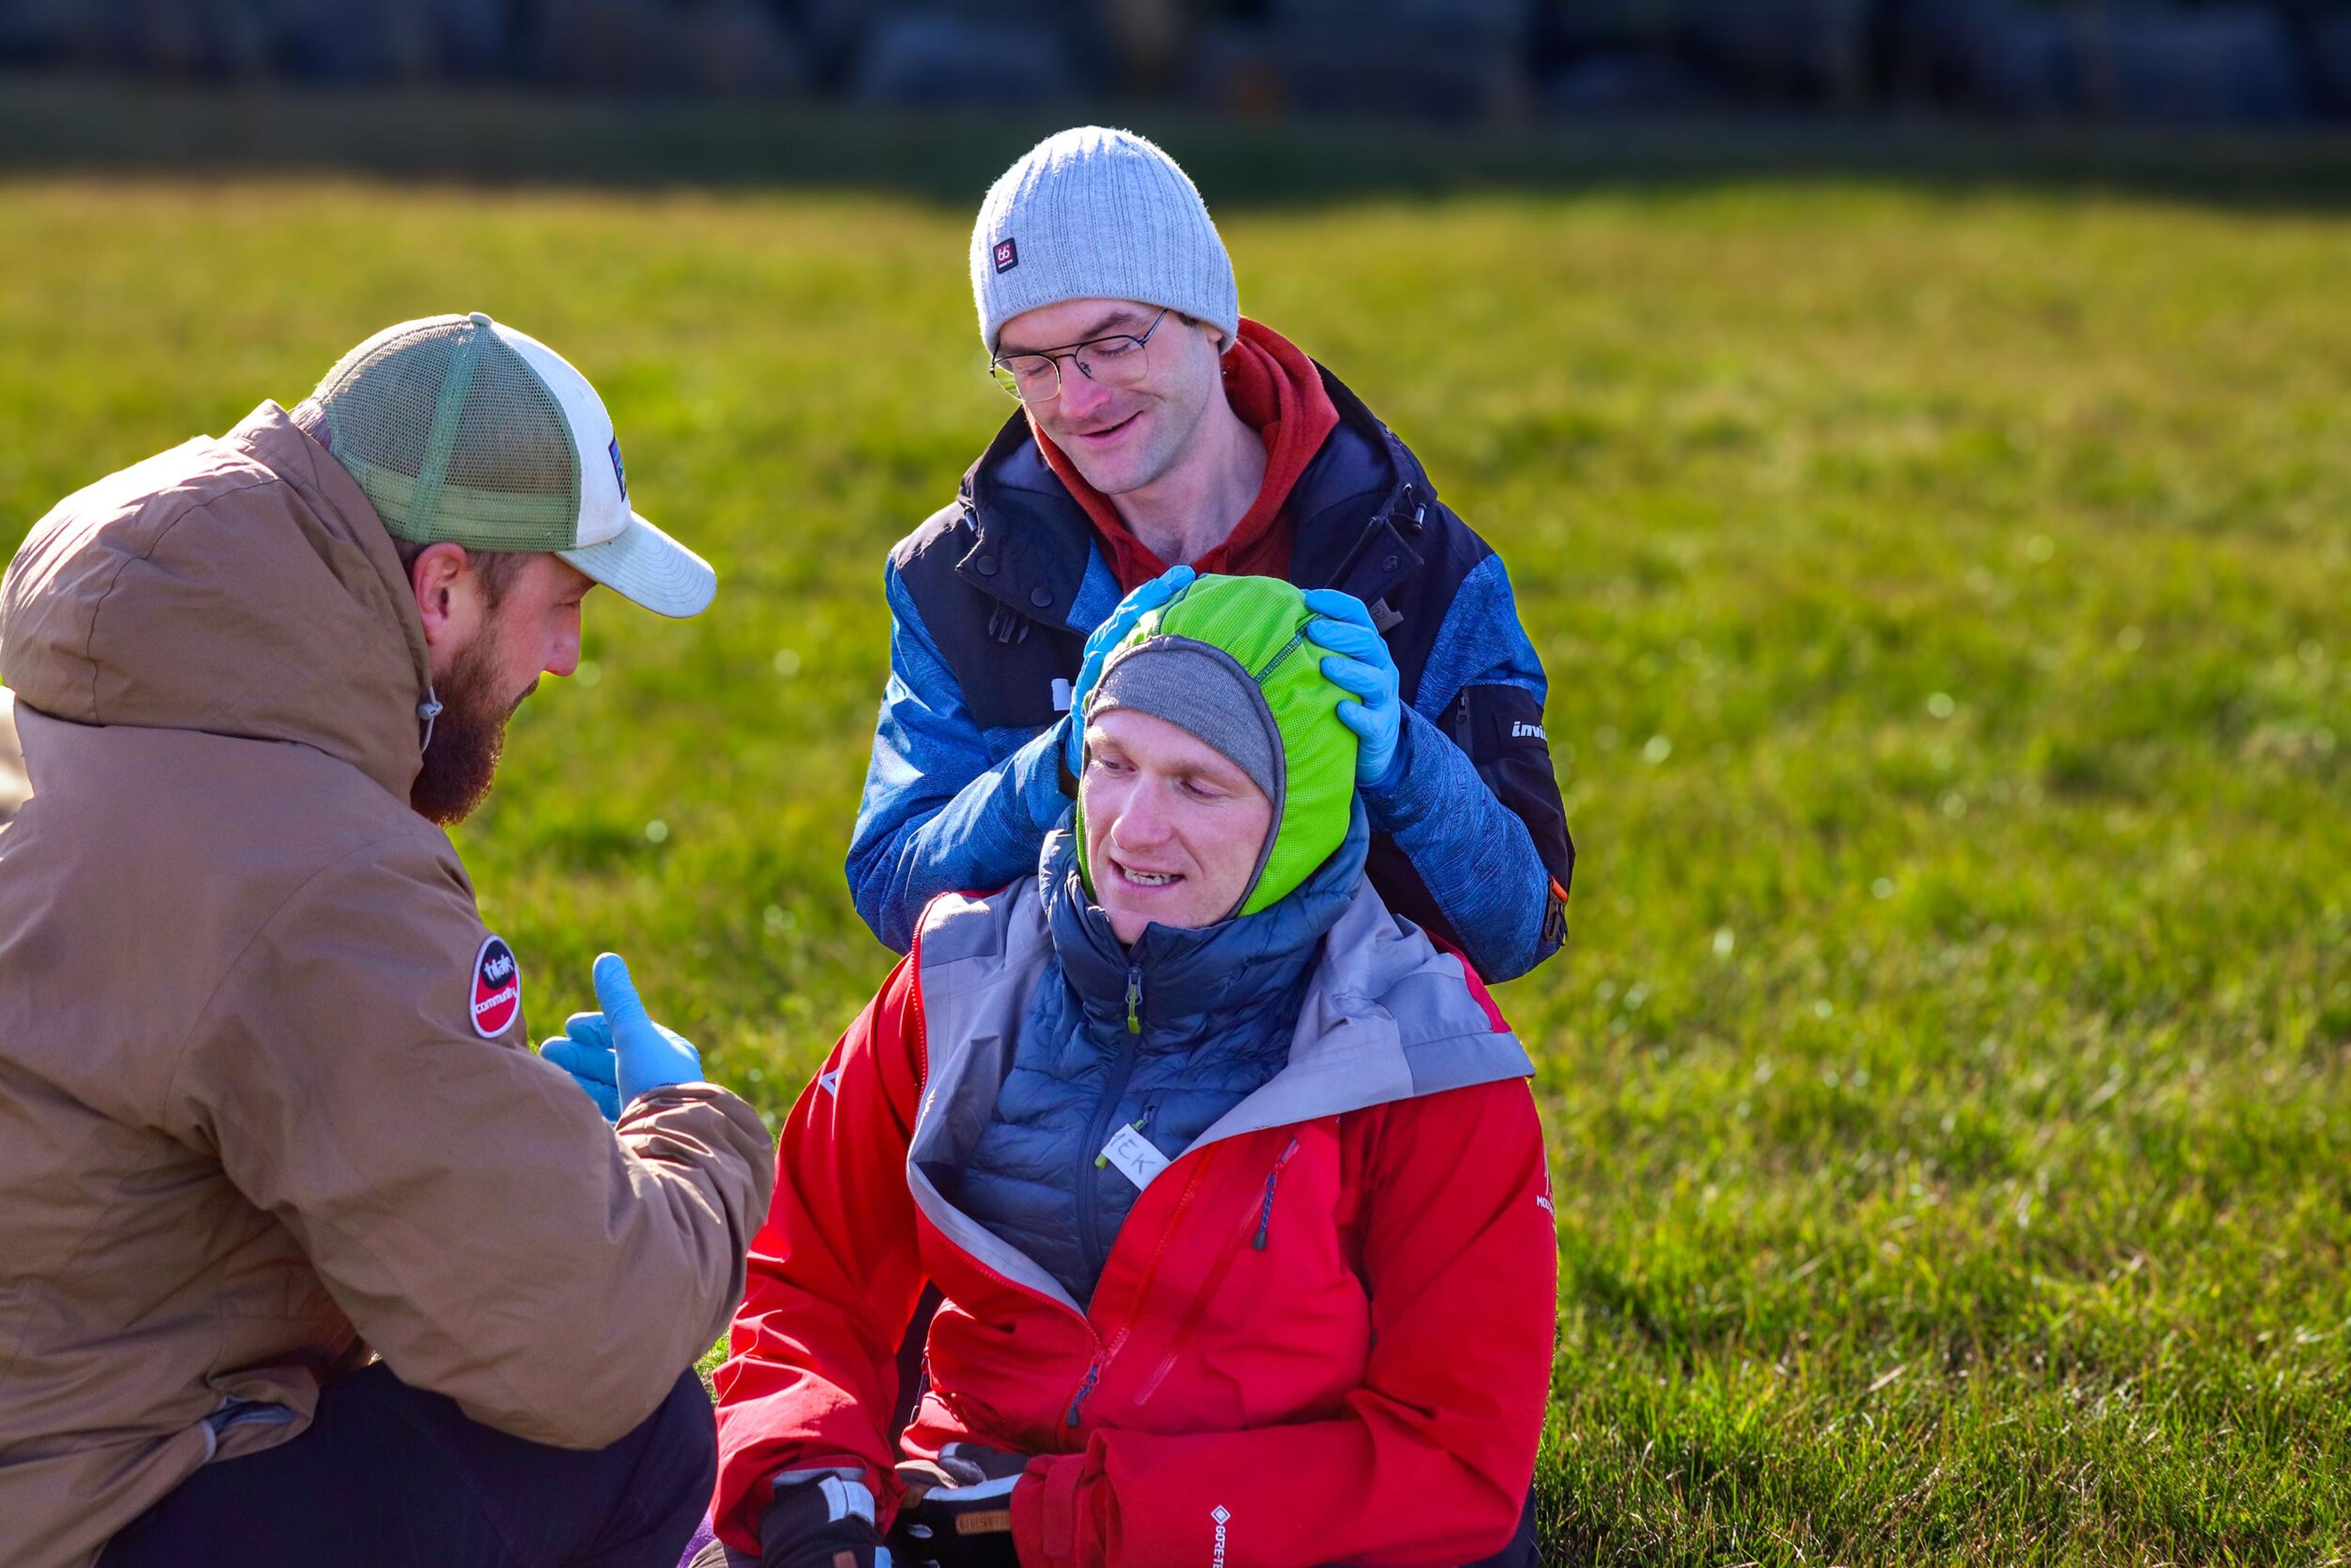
[{"x1": 0, "y1": 314, "x2": 773, "y2": 1568}]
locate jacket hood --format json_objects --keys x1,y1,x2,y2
[
  {"x1": 1073, "y1": 573, "x2": 1357, "y2": 918},
  {"x1": 903, "y1": 821, "x2": 1531, "y2": 1316},
  {"x1": 0, "y1": 400, "x2": 433, "y2": 800}
]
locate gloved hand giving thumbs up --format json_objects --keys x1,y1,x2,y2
[{"x1": 538, "y1": 953, "x2": 703, "y2": 1122}]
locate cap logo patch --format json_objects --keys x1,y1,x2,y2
[
  {"x1": 993, "y1": 236, "x2": 1019, "y2": 273},
  {"x1": 471, "y1": 935, "x2": 522, "y2": 1039},
  {"x1": 607, "y1": 436, "x2": 628, "y2": 501}
]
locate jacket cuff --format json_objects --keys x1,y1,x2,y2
[
  {"x1": 1013, "y1": 1453, "x2": 1087, "y2": 1568},
  {"x1": 1011, "y1": 719, "x2": 1074, "y2": 833},
  {"x1": 716, "y1": 1457, "x2": 888, "y2": 1555},
  {"x1": 1360, "y1": 706, "x2": 1439, "y2": 828}
]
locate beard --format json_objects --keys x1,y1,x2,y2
[{"x1": 410, "y1": 632, "x2": 522, "y2": 826}]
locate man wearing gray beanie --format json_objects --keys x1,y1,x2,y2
[{"x1": 845, "y1": 124, "x2": 1575, "y2": 995}]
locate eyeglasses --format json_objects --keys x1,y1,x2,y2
[{"x1": 989, "y1": 307, "x2": 1172, "y2": 402}]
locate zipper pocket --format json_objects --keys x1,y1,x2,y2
[
  {"x1": 1134, "y1": 1136, "x2": 1304, "y2": 1406},
  {"x1": 1251, "y1": 1138, "x2": 1301, "y2": 1251}
]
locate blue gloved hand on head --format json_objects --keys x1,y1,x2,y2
[
  {"x1": 1303, "y1": 587, "x2": 1405, "y2": 790},
  {"x1": 1065, "y1": 565, "x2": 1196, "y2": 773},
  {"x1": 541, "y1": 953, "x2": 703, "y2": 1119}
]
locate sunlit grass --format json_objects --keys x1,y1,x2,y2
[{"x1": 2, "y1": 173, "x2": 2347, "y2": 1563}]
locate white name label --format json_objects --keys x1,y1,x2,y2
[{"x1": 1100, "y1": 1123, "x2": 1171, "y2": 1191}]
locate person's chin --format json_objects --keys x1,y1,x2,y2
[{"x1": 1102, "y1": 877, "x2": 1228, "y2": 939}]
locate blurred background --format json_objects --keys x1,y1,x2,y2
[{"x1": 9, "y1": 0, "x2": 2351, "y2": 127}]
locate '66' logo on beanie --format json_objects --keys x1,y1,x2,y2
[
  {"x1": 471, "y1": 935, "x2": 523, "y2": 1039},
  {"x1": 993, "y1": 236, "x2": 1019, "y2": 273}
]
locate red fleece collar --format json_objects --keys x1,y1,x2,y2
[{"x1": 1031, "y1": 319, "x2": 1342, "y2": 593}]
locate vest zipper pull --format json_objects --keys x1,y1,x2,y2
[{"x1": 1126, "y1": 966, "x2": 1142, "y2": 1035}]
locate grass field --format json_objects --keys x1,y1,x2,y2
[{"x1": 4, "y1": 156, "x2": 2349, "y2": 1564}]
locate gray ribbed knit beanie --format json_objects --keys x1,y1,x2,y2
[
  {"x1": 1088, "y1": 639, "x2": 1281, "y2": 809},
  {"x1": 970, "y1": 126, "x2": 1240, "y2": 351}
]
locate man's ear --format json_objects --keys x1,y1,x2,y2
[{"x1": 409, "y1": 541, "x2": 477, "y2": 650}]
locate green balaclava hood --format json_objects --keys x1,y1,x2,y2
[{"x1": 1074, "y1": 574, "x2": 1358, "y2": 920}]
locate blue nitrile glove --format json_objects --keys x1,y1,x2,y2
[
  {"x1": 539, "y1": 1015, "x2": 621, "y2": 1123},
  {"x1": 578, "y1": 953, "x2": 703, "y2": 1108},
  {"x1": 1065, "y1": 565, "x2": 1196, "y2": 772},
  {"x1": 1303, "y1": 587, "x2": 1404, "y2": 790}
]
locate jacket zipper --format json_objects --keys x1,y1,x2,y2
[
  {"x1": 912, "y1": 923, "x2": 1131, "y2": 1444},
  {"x1": 1075, "y1": 969, "x2": 1146, "y2": 1302},
  {"x1": 1067, "y1": 1146, "x2": 1220, "y2": 1430},
  {"x1": 1065, "y1": 1352, "x2": 1104, "y2": 1426}
]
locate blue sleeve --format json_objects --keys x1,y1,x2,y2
[
  {"x1": 844, "y1": 561, "x2": 1071, "y2": 953},
  {"x1": 1363, "y1": 553, "x2": 1561, "y2": 983}
]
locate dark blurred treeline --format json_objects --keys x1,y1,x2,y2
[{"x1": 6, "y1": 1, "x2": 2351, "y2": 125}]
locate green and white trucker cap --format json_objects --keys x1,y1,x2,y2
[{"x1": 312, "y1": 312, "x2": 714, "y2": 618}]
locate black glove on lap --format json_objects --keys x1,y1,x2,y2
[
  {"x1": 761, "y1": 1470, "x2": 887, "y2": 1568},
  {"x1": 890, "y1": 1446, "x2": 1027, "y2": 1568}
]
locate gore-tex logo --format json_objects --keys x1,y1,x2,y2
[
  {"x1": 993, "y1": 236, "x2": 1019, "y2": 273},
  {"x1": 1209, "y1": 1505, "x2": 1230, "y2": 1568},
  {"x1": 470, "y1": 935, "x2": 522, "y2": 1039}
]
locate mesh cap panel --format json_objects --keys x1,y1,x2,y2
[{"x1": 313, "y1": 315, "x2": 580, "y2": 550}]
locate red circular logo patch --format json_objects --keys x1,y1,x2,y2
[{"x1": 470, "y1": 935, "x2": 522, "y2": 1039}]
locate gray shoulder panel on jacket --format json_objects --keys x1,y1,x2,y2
[{"x1": 906, "y1": 877, "x2": 1080, "y2": 1313}]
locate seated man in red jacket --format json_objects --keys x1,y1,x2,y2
[{"x1": 703, "y1": 575, "x2": 1555, "y2": 1568}]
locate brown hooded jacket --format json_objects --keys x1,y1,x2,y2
[{"x1": 0, "y1": 402, "x2": 773, "y2": 1568}]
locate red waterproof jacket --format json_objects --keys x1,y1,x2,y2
[{"x1": 713, "y1": 874, "x2": 1557, "y2": 1567}]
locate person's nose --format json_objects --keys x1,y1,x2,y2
[
  {"x1": 1056, "y1": 361, "x2": 1117, "y2": 424},
  {"x1": 544, "y1": 623, "x2": 581, "y2": 680},
  {"x1": 1109, "y1": 782, "x2": 1174, "y2": 850}
]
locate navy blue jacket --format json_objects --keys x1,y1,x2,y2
[{"x1": 845, "y1": 361, "x2": 1573, "y2": 981}]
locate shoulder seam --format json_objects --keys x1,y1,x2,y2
[{"x1": 153, "y1": 822, "x2": 460, "y2": 1123}]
